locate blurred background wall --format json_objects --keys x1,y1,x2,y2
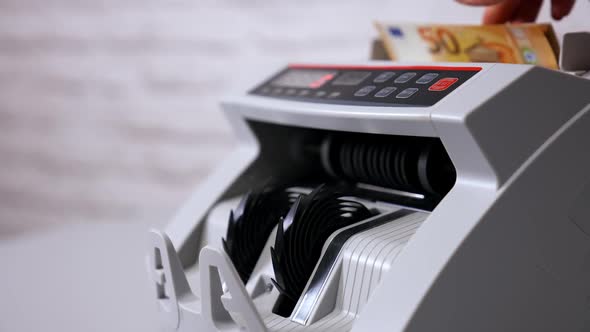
[{"x1": 0, "y1": 0, "x2": 588, "y2": 237}]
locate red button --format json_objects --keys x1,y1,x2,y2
[{"x1": 428, "y1": 77, "x2": 459, "y2": 91}]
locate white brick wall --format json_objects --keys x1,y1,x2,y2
[{"x1": 0, "y1": 0, "x2": 588, "y2": 236}]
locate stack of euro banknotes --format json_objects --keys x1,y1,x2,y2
[{"x1": 375, "y1": 22, "x2": 559, "y2": 69}]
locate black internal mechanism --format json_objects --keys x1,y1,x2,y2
[
  {"x1": 223, "y1": 187, "x2": 301, "y2": 283},
  {"x1": 322, "y1": 134, "x2": 456, "y2": 197},
  {"x1": 271, "y1": 185, "x2": 376, "y2": 317}
]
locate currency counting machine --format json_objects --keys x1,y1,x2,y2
[{"x1": 147, "y1": 62, "x2": 590, "y2": 332}]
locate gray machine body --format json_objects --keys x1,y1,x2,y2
[{"x1": 147, "y1": 62, "x2": 590, "y2": 332}]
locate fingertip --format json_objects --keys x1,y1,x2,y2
[
  {"x1": 513, "y1": 0, "x2": 543, "y2": 22},
  {"x1": 551, "y1": 9, "x2": 564, "y2": 20},
  {"x1": 551, "y1": 0, "x2": 575, "y2": 20},
  {"x1": 482, "y1": 8, "x2": 501, "y2": 24},
  {"x1": 551, "y1": 4, "x2": 563, "y2": 19}
]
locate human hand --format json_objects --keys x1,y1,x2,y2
[{"x1": 456, "y1": 0, "x2": 575, "y2": 23}]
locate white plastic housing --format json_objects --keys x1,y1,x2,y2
[{"x1": 148, "y1": 62, "x2": 590, "y2": 332}]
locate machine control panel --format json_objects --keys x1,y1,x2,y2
[{"x1": 250, "y1": 64, "x2": 481, "y2": 107}]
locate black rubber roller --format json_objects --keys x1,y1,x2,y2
[
  {"x1": 417, "y1": 141, "x2": 456, "y2": 197},
  {"x1": 322, "y1": 134, "x2": 456, "y2": 197}
]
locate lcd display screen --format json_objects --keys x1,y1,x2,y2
[{"x1": 271, "y1": 69, "x2": 337, "y2": 89}]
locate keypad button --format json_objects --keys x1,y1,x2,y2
[
  {"x1": 328, "y1": 91, "x2": 341, "y2": 98},
  {"x1": 260, "y1": 87, "x2": 271, "y2": 94},
  {"x1": 396, "y1": 87, "x2": 419, "y2": 99},
  {"x1": 272, "y1": 88, "x2": 283, "y2": 95},
  {"x1": 394, "y1": 72, "x2": 417, "y2": 83},
  {"x1": 298, "y1": 90, "x2": 310, "y2": 96},
  {"x1": 416, "y1": 73, "x2": 439, "y2": 84},
  {"x1": 315, "y1": 91, "x2": 327, "y2": 97},
  {"x1": 286, "y1": 89, "x2": 297, "y2": 95},
  {"x1": 373, "y1": 72, "x2": 396, "y2": 83},
  {"x1": 374, "y1": 86, "x2": 397, "y2": 98},
  {"x1": 354, "y1": 85, "x2": 377, "y2": 97},
  {"x1": 429, "y1": 77, "x2": 459, "y2": 91}
]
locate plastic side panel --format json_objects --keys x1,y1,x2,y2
[
  {"x1": 560, "y1": 32, "x2": 590, "y2": 71},
  {"x1": 465, "y1": 67, "x2": 590, "y2": 185},
  {"x1": 431, "y1": 63, "x2": 530, "y2": 188},
  {"x1": 405, "y1": 105, "x2": 590, "y2": 332}
]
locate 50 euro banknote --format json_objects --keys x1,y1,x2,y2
[{"x1": 375, "y1": 22, "x2": 559, "y2": 69}]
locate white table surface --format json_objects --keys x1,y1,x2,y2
[{"x1": 0, "y1": 223, "x2": 160, "y2": 332}]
